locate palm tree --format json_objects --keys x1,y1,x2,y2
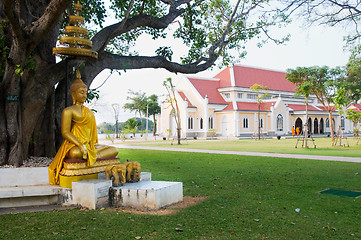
[{"x1": 123, "y1": 118, "x2": 140, "y2": 138}]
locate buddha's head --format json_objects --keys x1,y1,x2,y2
[{"x1": 70, "y1": 69, "x2": 88, "y2": 105}]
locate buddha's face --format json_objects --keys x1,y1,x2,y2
[{"x1": 73, "y1": 87, "x2": 88, "y2": 104}]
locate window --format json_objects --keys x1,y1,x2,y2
[
  {"x1": 200, "y1": 118, "x2": 203, "y2": 129},
  {"x1": 263, "y1": 95, "x2": 271, "y2": 100},
  {"x1": 341, "y1": 116, "x2": 345, "y2": 130},
  {"x1": 209, "y1": 116, "x2": 214, "y2": 129},
  {"x1": 237, "y1": 93, "x2": 243, "y2": 99},
  {"x1": 243, "y1": 117, "x2": 249, "y2": 129},
  {"x1": 188, "y1": 116, "x2": 193, "y2": 129},
  {"x1": 260, "y1": 118, "x2": 264, "y2": 129},
  {"x1": 247, "y1": 94, "x2": 257, "y2": 99},
  {"x1": 326, "y1": 118, "x2": 330, "y2": 128},
  {"x1": 277, "y1": 114, "x2": 283, "y2": 131},
  {"x1": 224, "y1": 93, "x2": 230, "y2": 98}
]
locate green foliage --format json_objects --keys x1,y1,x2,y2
[
  {"x1": 208, "y1": 128, "x2": 216, "y2": 138},
  {"x1": 346, "y1": 109, "x2": 361, "y2": 136},
  {"x1": 124, "y1": 117, "x2": 140, "y2": 137},
  {"x1": 155, "y1": 46, "x2": 173, "y2": 61},
  {"x1": 97, "y1": 122, "x2": 116, "y2": 133},
  {"x1": 147, "y1": 94, "x2": 161, "y2": 118},
  {"x1": 250, "y1": 83, "x2": 270, "y2": 103},
  {"x1": 345, "y1": 45, "x2": 361, "y2": 102},
  {"x1": 124, "y1": 90, "x2": 148, "y2": 114},
  {"x1": 85, "y1": 88, "x2": 100, "y2": 104}
]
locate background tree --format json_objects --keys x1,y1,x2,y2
[
  {"x1": 329, "y1": 68, "x2": 350, "y2": 146},
  {"x1": 123, "y1": 118, "x2": 140, "y2": 138},
  {"x1": 287, "y1": 66, "x2": 342, "y2": 142},
  {"x1": 0, "y1": 0, "x2": 290, "y2": 166},
  {"x1": 282, "y1": 0, "x2": 361, "y2": 46},
  {"x1": 163, "y1": 77, "x2": 181, "y2": 145},
  {"x1": 124, "y1": 90, "x2": 147, "y2": 133},
  {"x1": 250, "y1": 83, "x2": 270, "y2": 140},
  {"x1": 147, "y1": 94, "x2": 161, "y2": 136},
  {"x1": 345, "y1": 46, "x2": 361, "y2": 102},
  {"x1": 346, "y1": 109, "x2": 361, "y2": 143},
  {"x1": 286, "y1": 68, "x2": 313, "y2": 148},
  {"x1": 111, "y1": 103, "x2": 120, "y2": 138}
]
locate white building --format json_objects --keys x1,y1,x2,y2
[{"x1": 158, "y1": 65, "x2": 354, "y2": 138}]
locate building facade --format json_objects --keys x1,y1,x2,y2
[{"x1": 158, "y1": 65, "x2": 354, "y2": 138}]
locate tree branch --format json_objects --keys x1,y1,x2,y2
[
  {"x1": 92, "y1": 0, "x2": 188, "y2": 52},
  {"x1": 3, "y1": 0, "x2": 24, "y2": 43},
  {"x1": 27, "y1": 0, "x2": 73, "y2": 52}
]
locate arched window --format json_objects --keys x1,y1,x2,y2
[
  {"x1": 188, "y1": 116, "x2": 193, "y2": 129},
  {"x1": 208, "y1": 116, "x2": 214, "y2": 129},
  {"x1": 277, "y1": 114, "x2": 283, "y2": 131},
  {"x1": 326, "y1": 118, "x2": 330, "y2": 128},
  {"x1": 260, "y1": 117, "x2": 264, "y2": 129},
  {"x1": 341, "y1": 116, "x2": 345, "y2": 130},
  {"x1": 243, "y1": 117, "x2": 249, "y2": 129},
  {"x1": 200, "y1": 118, "x2": 203, "y2": 129}
]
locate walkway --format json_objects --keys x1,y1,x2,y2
[{"x1": 115, "y1": 145, "x2": 361, "y2": 163}]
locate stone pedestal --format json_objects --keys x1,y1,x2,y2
[
  {"x1": 110, "y1": 181, "x2": 183, "y2": 210},
  {"x1": 72, "y1": 179, "x2": 112, "y2": 209}
]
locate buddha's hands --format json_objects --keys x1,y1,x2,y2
[{"x1": 81, "y1": 144, "x2": 88, "y2": 159}]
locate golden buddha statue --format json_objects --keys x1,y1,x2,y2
[{"x1": 48, "y1": 70, "x2": 118, "y2": 187}]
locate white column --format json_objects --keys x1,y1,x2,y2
[
  {"x1": 270, "y1": 104, "x2": 275, "y2": 132},
  {"x1": 204, "y1": 96, "x2": 209, "y2": 137},
  {"x1": 233, "y1": 111, "x2": 239, "y2": 137},
  {"x1": 285, "y1": 106, "x2": 290, "y2": 134}
]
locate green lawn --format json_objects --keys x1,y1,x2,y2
[
  {"x1": 1, "y1": 149, "x2": 361, "y2": 239},
  {"x1": 129, "y1": 137, "x2": 361, "y2": 157}
]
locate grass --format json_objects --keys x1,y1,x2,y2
[
  {"x1": 128, "y1": 137, "x2": 361, "y2": 157},
  {"x1": 1, "y1": 149, "x2": 361, "y2": 239}
]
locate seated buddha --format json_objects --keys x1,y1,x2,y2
[{"x1": 48, "y1": 70, "x2": 118, "y2": 186}]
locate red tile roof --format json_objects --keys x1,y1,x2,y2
[
  {"x1": 222, "y1": 103, "x2": 234, "y2": 111},
  {"x1": 287, "y1": 104, "x2": 321, "y2": 111},
  {"x1": 219, "y1": 65, "x2": 297, "y2": 92},
  {"x1": 177, "y1": 91, "x2": 193, "y2": 107},
  {"x1": 348, "y1": 103, "x2": 361, "y2": 112},
  {"x1": 214, "y1": 67, "x2": 232, "y2": 88},
  {"x1": 318, "y1": 105, "x2": 337, "y2": 112},
  {"x1": 187, "y1": 77, "x2": 227, "y2": 104},
  {"x1": 235, "y1": 102, "x2": 275, "y2": 111}
]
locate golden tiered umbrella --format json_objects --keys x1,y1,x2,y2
[
  {"x1": 53, "y1": 1, "x2": 98, "y2": 108},
  {"x1": 53, "y1": 0, "x2": 98, "y2": 60}
]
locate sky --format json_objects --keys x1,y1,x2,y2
[{"x1": 89, "y1": 12, "x2": 350, "y2": 124}]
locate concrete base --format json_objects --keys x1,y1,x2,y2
[
  {"x1": 0, "y1": 167, "x2": 49, "y2": 187},
  {"x1": 0, "y1": 167, "x2": 182, "y2": 211},
  {"x1": 0, "y1": 185, "x2": 63, "y2": 208},
  {"x1": 72, "y1": 179, "x2": 112, "y2": 210},
  {"x1": 110, "y1": 181, "x2": 183, "y2": 210}
]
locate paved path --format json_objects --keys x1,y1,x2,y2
[{"x1": 115, "y1": 145, "x2": 361, "y2": 163}]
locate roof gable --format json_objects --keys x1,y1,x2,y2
[
  {"x1": 348, "y1": 103, "x2": 361, "y2": 112},
  {"x1": 187, "y1": 77, "x2": 226, "y2": 104},
  {"x1": 217, "y1": 65, "x2": 297, "y2": 92},
  {"x1": 213, "y1": 67, "x2": 232, "y2": 88},
  {"x1": 177, "y1": 91, "x2": 193, "y2": 107}
]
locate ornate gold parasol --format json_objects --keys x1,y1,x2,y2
[{"x1": 53, "y1": 0, "x2": 98, "y2": 60}]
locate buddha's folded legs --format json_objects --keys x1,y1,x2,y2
[{"x1": 95, "y1": 144, "x2": 118, "y2": 159}]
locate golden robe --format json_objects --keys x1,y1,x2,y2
[{"x1": 48, "y1": 105, "x2": 98, "y2": 185}]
